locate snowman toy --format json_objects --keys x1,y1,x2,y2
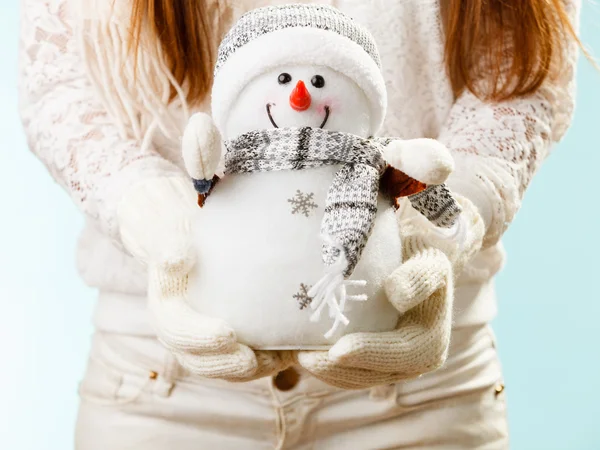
[{"x1": 181, "y1": 4, "x2": 463, "y2": 350}]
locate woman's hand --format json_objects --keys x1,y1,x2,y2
[
  {"x1": 295, "y1": 196, "x2": 485, "y2": 390},
  {"x1": 118, "y1": 176, "x2": 293, "y2": 381}
]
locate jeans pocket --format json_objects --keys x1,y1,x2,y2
[{"x1": 78, "y1": 352, "x2": 151, "y2": 406}]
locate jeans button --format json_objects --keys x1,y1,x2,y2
[
  {"x1": 273, "y1": 367, "x2": 300, "y2": 391},
  {"x1": 494, "y1": 382, "x2": 505, "y2": 397}
]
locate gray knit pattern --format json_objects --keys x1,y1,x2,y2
[
  {"x1": 408, "y1": 184, "x2": 462, "y2": 228},
  {"x1": 225, "y1": 127, "x2": 386, "y2": 277},
  {"x1": 215, "y1": 4, "x2": 381, "y2": 76}
]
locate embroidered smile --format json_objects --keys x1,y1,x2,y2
[{"x1": 266, "y1": 103, "x2": 330, "y2": 129}]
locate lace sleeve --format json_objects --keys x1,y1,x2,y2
[
  {"x1": 18, "y1": 0, "x2": 183, "y2": 241},
  {"x1": 440, "y1": 1, "x2": 580, "y2": 249}
]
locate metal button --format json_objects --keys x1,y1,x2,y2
[
  {"x1": 494, "y1": 383, "x2": 505, "y2": 397},
  {"x1": 149, "y1": 371, "x2": 158, "y2": 380},
  {"x1": 273, "y1": 367, "x2": 300, "y2": 391}
]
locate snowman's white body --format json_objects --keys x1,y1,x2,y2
[
  {"x1": 183, "y1": 65, "x2": 406, "y2": 349},
  {"x1": 187, "y1": 165, "x2": 402, "y2": 349}
]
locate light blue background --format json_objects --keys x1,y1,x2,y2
[{"x1": 0, "y1": 2, "x2": 598, "y2": 449}]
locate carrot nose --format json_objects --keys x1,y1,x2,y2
[{"x1": 289, "y1": 80, "x2": 312, "y2": 111}]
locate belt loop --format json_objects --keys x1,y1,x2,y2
[
  {"x1": 153, "y1": 350, "x2": 180, "y2": 397},
  {"x1": 163, "y1": 351, "x2": 182, "y2": 383},
  {"x1": 369, "y1": 384, "x2": 396, "y2": 401}
]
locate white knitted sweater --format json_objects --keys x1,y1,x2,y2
[{"x1": 18, "y1": 0, "x2": 579, "y2": 335}]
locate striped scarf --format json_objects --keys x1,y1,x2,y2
[{"x1": 224, "y1": 127, "x2": 460, "y2": 278}]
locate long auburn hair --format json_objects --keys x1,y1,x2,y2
[{"x1": 128, "y1": 0, "x2": 580, "y2": 105}]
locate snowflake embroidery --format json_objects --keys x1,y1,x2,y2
[
  {"x1": 288, "y1": 190, "x2": 318, "y2": 217},
  {"x1": 293, "y1": 283, "x2": 313, "y2": 310}
]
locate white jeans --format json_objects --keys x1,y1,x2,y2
[{"x1": 75, "y1": 325, "x2": 509, "y2": 449}]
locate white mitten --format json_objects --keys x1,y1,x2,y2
[
  {"x1": 295, "y1": 195, "x2": 484, "y2": 389},
  {"x1": 118, "y1": 177, "x2": 196, "y2": 275},
  {"x1": 384, "y1": 138, "x2": 454, "y2": 185},
  {"x1": 118, "y1": 176, "x2": 293, "y2": 381},
  {"x1": 182, "y1": 112, "x2": 222, "y2": 195}
]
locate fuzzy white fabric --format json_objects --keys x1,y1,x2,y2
[
  {"x1": 182, "y1": 113, "x2": 223, "y2": 181},
  {"x1": 384, "y1": 139, "x2": 454, "y2": 186},
  {"x1": 211, "y1": 27, "x2": 387, "y2": 137},
  {"x1": 186, "y1": 166, "x2": 402, "y2": 349}
]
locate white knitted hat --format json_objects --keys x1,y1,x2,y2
[{"x1": 211, "y1": 4, "x2": 387, "y2": 137}]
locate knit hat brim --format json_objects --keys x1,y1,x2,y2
[{"x1": 211, "y1": 27, "x2": 387, "y2": 138}]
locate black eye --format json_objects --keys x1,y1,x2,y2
[
  {"x1": 278, "y1": 73, "x2": 292, "y2": 84},
  {"x1": 311, "y1": 75, "x2": 325, "y2": 88}
]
